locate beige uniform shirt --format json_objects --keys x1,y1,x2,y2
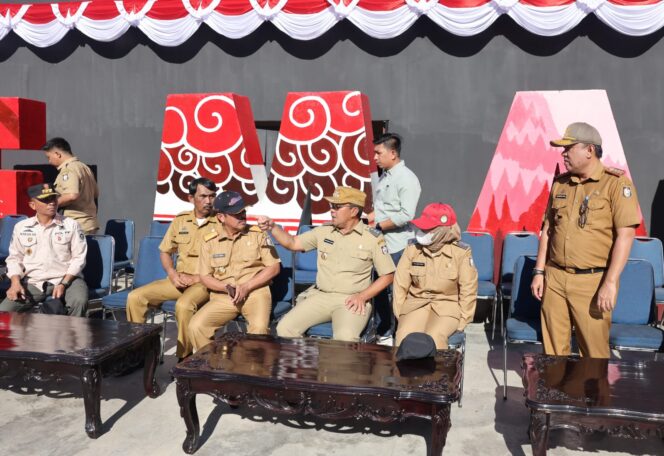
[
  {"x1": 393, "y1": 241, "x2": 478, "y2": 329},
  {"x1": 160, "y1": 211, "x2": 219, "y2": 275},
  {"x1": 198, "y1": 225, "x2": 280, "y2": 296},
  {"x1": 6, "y1": 215, "x2": 87, "y2": 289},
  {"x1": 546, "y1": 166, "x2": 640, "y2": 269},
  {"x1": 54, "y1": 157, "x2": 99, "y2": 234},
  {"x1": 298, "y1": 222, "x2": 396, "y2": 295}
]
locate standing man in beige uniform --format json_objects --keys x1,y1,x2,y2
[
  {"x1": 531, "y1": 123, "x2": 640, "y2": 358},
  {"x1": 126, "y1": 177, "x2": 218, "y2": 360},
  {"x1": 393, "y1": 203, "x2": 478, "y2": 349},
  {"x1": 0, "y1": 184, "x2": 88, "y2": 316},
  {"x1": 189, "y1": 191, "x2": 281, "y2": 352},
  {"x1": 258, "y1": 186, "x2": 396, "y2": 342},
  {"x1": 43, "y1": 137, "x2": 100, "y2": 234}
]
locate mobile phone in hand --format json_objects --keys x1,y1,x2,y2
[{"x1": 226, "y1": 284, "x2": 236, "y2": 299}]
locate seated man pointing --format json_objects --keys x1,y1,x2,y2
[{"x1": 258, "y1": 186, "x2": 395, "y2": 341}]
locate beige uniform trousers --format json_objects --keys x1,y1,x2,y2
[
  {"x1": 541, "y1": 265, "x2": 612, "y2": 358},
  {"x1": 189, "y1": 287, "x2": 271, "y2": 352},
  {"x1": 276, "y1": 288, "x2": 372, "y2": 342},
  {"x1": 395, "y1": 303, "x2": 459, "y2": 350},
  {"x1": 126, "y1": 280, "x2": 209, "y2": 358}
]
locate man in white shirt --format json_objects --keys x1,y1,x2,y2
[{"x1": 1, "y1": 184, "x2": 88, "y2": 316}]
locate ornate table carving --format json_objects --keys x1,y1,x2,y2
[
  {"x1": 522, "y1": 353, "x2": 664, "y2": 455},
  {"x1": 172, "y1": 333, "x2": 461, "y2": 454},
  {"x1": 0, "y1": 311, "x2": 162, "y2": 438}
]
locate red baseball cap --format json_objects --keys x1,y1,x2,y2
[{"x1": 411, "y1": 203, "x2": 457, "y2": 231}]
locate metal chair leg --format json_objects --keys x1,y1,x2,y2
[
  {"x1": 503, "y1": 328, "x2": 508, "y2": 400},
  {"x1": 458, "y1": 340, "x2": 465, "y2": 408}
]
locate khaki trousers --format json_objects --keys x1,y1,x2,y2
[
  {"x1": 276, "y1": 288, "x2": 372, "y2": 342},
  {"x1": 126, "y1": 279, "x2": 209, "y2": 358},
  {"x1": 541, "y1": 265, "x2": 612, "y2": 358},
  {"x1": 395, "y1": 303, "x2": 459, "y2": 349},
  {"x1": 189, "y1": 286, "x2": 272, "y2": 352}
]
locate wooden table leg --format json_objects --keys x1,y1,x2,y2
[
  {"x1": 81, "y1": 365, "x2": 102, "y2": 438},
  {"x1": 143, "y1": 334, "x2": 161, "y2": 398},
  {"x1": 430, "y1": 404, "x2": 451, "y2": 455},
  {"x1": 177, "y1": 379, "x2": 200, "y2": 454},
  {"x1": 529, "y1": 410, "x2": 550, "y2": 456}
]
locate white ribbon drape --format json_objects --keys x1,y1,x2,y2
[{"x1": 1, "y1": 0, "x2": 664, "y2": 48}]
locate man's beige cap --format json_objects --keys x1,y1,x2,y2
[
  {"x1": 550, "y1": 122, "x2": 602, "y2": 147},
  {"x1": 324, "y1": 186, "x2": 367, "y2": 207}
]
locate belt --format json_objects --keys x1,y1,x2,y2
[{"x1": 550, "y1": 262, "x2": 606, "y2": 275}]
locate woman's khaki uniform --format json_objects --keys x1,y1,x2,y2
[{"x1": 393, "y1": 241, "x2": 478, "y2": 349}]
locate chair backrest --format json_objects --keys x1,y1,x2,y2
[
  {"x1": 83, "y1": 234, "x2": 115, "y2": 292},
  {"x1": 501, "y1": 232, "x2": 539, "y2": 284},
  {"x1": 612, "y1": 259, "x2": 655, "y2": 325},
  {"x1": 629, "y1": 237, "x2": 664, "y2": 288},
  {"x1": 0, "y1": 215, "x2": 28, "y2": 258},
  {"x1": 510, "y1": 255, "x2": 542, "y2": 321},
  {"x1": 149, "y1": 220, "x2": 171, "y2": 238},
  {"x1": 134, "y1": 236, "x2": 168, "y2": 287},
  {"x1": 104, "y1": 218, "x2": 135, "y2": 263},
  {"x1": 271, "y1": 241, "x2": 294, "y2": 304},
  {"x1": 461, "y1": 231, "x2": 494, "y2": 282},
  {"x1": 295, "y1": 225, "x2": 317, "y2": 272}
]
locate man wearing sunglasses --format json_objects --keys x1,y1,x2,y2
[
  {"x1": 188, "y1": 191, "x2": 281, "y2": 352},
  {"x1": 257, "y1": 186, "x2": 396, "y2": 341},
  {"x1": 531, "y1": 122, "x2": 640, "y2": 358},
  {"x1": 0, "y1": 183, "x2": 88, "y2": 316}
]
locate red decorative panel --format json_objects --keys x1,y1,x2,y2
[
  {"x1": 0, "y1": 170, "x2": 43, "y2": 217},
  {"x1": 154, "y1": 93, "x2": 264, "y2": 218},
  {"x1": 0, "y1": 98, "x2": 46, "y2": 150}
]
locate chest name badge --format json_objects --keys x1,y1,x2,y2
[
  {"x1": 323, "y1": 239, "x2": 334, "y2": 245},
  {"x1": 555, "y1": 193, "x2": 567, "y2": 199},
  {"x1": 412, "y1": 262, "x2": 425, "y2": 267},
  {"x1": 179, "y1": 230, "x2": 189, "y2": 235},
  {"x1": 212, "y1": 253, "x2": 226, "y2": 258}
]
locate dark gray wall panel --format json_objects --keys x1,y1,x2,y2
[{"x1": 1, "y1": 18, "x2": 663, "y2": 241}]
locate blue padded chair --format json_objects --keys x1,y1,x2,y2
[
  {"x1": 101, "y1": 236, "x2": 171, "y2": 319},
  {"x1": 82, "y1": 235, "x2": 115, "y2": 316},
  {"x1": 503, "y1": 255, "x2": 542, "y2": 399},
  {"x1": 500, "y1": 232, "x2": 539, "y2": 333},
  {"x1": 461, "y1": 231, "x2": 498, "y2": 336},
  {"x1": 610, "y1": 259, "x2": 664, "y2": 352},
  {"x1": 0, "y1": 215, "x2": 27, "y2": 265},
  {"x1": 149, "y1": 220, "x2": 171, "y2": 238},
  {"x1": 294, "y1": 225, "x2": 317, "y2": 288},
  {"x1": 629, "y1": 236, "x2": 664, "y2": 322},
  {"x1": 105, "y1": 219, "x2": 135, "y2": 289}
]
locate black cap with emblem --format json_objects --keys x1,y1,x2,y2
[
  {"x1": 213, "y1": 191, "x2": 248, "y2": 214},
  {"x1": 396, "y1": 333, "x2": 437, "y2": 361},
  {"x1": 27, "y1": 183, "x2": 60, "y2": 201}
]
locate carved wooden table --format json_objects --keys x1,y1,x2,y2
[
  {"x1": 522, "y1": 353, "x2": 664, "y2": 455},
  {"x1": 0, "y1": 311, "x2": 162, "y2": 438},
  {"x1": 172, "y1": 333, "x2": 461, "y2": 454}
]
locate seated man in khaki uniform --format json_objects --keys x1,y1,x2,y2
[
  {"x1": 43, "y1": 137, "x2": 100, "y2": 234},
  {"x1": 0, "y1": 184, "x2": 88, "y2": 317},
  {"x1": 189, "y1": 191, "x2": 281, "y2": 352},
  {"x1": 126, "y1": 177, "x2": 218, "y2": 361},
  {"x1": 257, "y1": 186, "x2": 396, "y2": 342}
]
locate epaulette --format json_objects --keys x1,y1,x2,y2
[
  {"x1": 367, "y1": 227, "x2": 381, "y2": 237},
  {"x1": 175, "y1": 210, "x2": 191, "y2": 218},
  {"x1": 249, "y1": 225, "x2": 262, "y2": 232},
  {"x1": 203, "y1": 231, "x2": 218, "y2": 242},
  {"x1": 605, "y1": 167, "x2": 625, "y2": 177},
  {"x1": 454, "y1": 241, "x2": 471, "y2": 250},
  {"x1": 554, "y1": 171, "x2": 571, "y2": 181}
]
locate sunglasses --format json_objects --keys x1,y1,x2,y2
[
  {"x1": 330, "y1": 203, "x2": 352, "y2": 210},
  {"x1": 578, "y1": 196, "x2": 590, "y2": 229},
  {"x1": 226, "y1": 210, "x2": 247, "y2": 219}
]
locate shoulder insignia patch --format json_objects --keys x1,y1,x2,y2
[
  {"x1": 605, "y1": 167, "x2": 625, "y2": 177},
  {"x1": 175, "y1": 211, "x2": 191, "y2": 218},
  {"x1": 249, "y1": 225, "x2": 261, "y2": 232},
  {"x1": 367, "y1": 227, "x2": 381, "y2": 237},
  {"x1": 204, "y1": 231, "x2": 218, "y2": 242},
  {"x1": 455, "y1": 241, "x2": 471, "y2": 250}
]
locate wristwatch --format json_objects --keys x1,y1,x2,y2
[
  {"x1": 375, "y1": 222, "x2": 382, "y2": 232},
  {"x1": 60, "y1": 279, "x2": 72, "y2": 289},
  {"x1": 532, "y1": 268, "x2": 544, "y2": 277}
]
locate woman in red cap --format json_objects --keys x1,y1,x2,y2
[{"x1": 393, "y1": 203, "x2": 478, "y2": 349}]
